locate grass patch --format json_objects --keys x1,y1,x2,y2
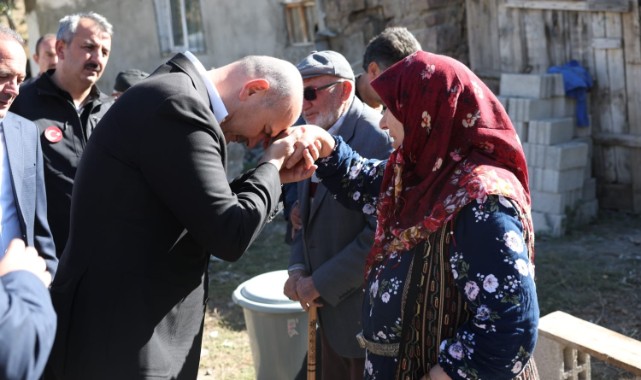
[{"x1": 200, "y1": 218, "x2": 291, "y2": 379}]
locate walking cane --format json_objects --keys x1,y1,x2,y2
[{"x1": 307, "y1": 306, "x2": 317, "y2": 380}]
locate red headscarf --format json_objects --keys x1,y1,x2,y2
[{"x1": 368, "y1": 51, "x2": 532, "y2": 270}]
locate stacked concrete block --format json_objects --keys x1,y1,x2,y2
[{"x1": 500, "y1": 73, "x2": 599, "y2": 237}]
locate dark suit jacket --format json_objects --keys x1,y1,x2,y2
[
  {"x1": 290, "y1": 98, "x2": 392, "y2": 357},
  {"x1": 47, "y1": 54, "x2": 282, "y2": 380},
  {"x1": 0, "y1": 271, "x2": 56, "y2": 380},
  {"x1": 3, "y1": 112, "x2": 57, "y2": 275}
]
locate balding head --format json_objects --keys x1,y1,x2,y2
[
  {"x1": 0, "y1": 25, "x2": 26, "y2": 117},
  {"x1": 212, "y1": 55, "x2": 303, "y2": 148}
]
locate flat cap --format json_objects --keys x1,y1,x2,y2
[
  {"x1": 296, "y1": 50, "x2": 355, "y2": 82},
  {"x1": 114, "y1": 69, "x2": 149, "y2": 92}
]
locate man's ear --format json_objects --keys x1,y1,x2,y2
[
  {"x1": 367, "y1": 61, "x2": 382, "y2": 79},
  {"x1": 340, "y1": 80, "x2": 353, "y2": 102},
  {"x1": 55, "y1": 40, "x2": 66, "y2": 60},
  {"x1": 239, "y1": 78, "x2": 270, "y2": 100}
]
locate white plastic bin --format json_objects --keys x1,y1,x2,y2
[{"x1": 232, "y1": 270, "x2": 308, "y2": 380}]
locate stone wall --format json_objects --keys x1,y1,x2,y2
[{"x1": 317, "y1": 0, "x2": 468, "y2": 70}]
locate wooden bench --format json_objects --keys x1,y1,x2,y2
[{"x1": 534, "y1": 310, "x2": 641, "y2": 379}]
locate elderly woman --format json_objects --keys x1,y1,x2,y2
[{"x1": 299, "y1": 51, "x2": 539, "y2": 379}]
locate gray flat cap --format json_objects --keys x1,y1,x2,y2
[
  {"x1": 296, "y1": 50, "x2": 355, "y2": 81},
  {"x1": 114, "y1": 69, "x2": 149, "y2": 92}
]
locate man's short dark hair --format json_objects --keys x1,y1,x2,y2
[
  {"x1": 34, "y1": 33, "x2": 56, "y2": 54},
  {"x1": 362, "y1": 27, "x2": 421, "y2": 71}
]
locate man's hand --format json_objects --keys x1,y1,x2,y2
[
  {"x1": 259, "y1": 125, "x2": 336, "y2": 183},
  {"x1": 259, "y1": 127, "x2": 319, "y2": 182},
  {"x1": 283, "y1": 269, "x2": 305, "y2": 301},
  {"x1": 0, "y1": 239, "x2": 52, "y2": 287},
  {"x1": 282, "y1": 125, "x2": 335, "y2": 171},
  {"x1": 295, "y1": 275, "x2": 322, "y2": 311}
]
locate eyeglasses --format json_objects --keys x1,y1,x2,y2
[{"x1": 303, "y1": 81, "x2": 342, "y2": 101}]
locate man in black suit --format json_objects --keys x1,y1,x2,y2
[{"x1": 46, "y1": 52, "x2": 310, "y2": 380}]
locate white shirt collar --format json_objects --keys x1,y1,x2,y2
[{"x1": 183, "y1": 51, "x2": 228, "y2": 124}]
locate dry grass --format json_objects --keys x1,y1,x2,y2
[{"x1": 199, "y1": 220, "x2": 291, "y2": 380}]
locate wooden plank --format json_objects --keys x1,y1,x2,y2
[
  {"x1": 594, "y1": 132, "x2": 641, "y2": 148},
  {"x1": 591, "y1": 11, "x2": 617, "y2": 183},
  {"x1": 523, "y1": 9, "x2": 550, "y2": 72},
  {"x1": 538, "y1": 311, "x2": 641, "y2": 376},
  {"x1": 622, "y1": 0, "x2": 641, "y2": 212},
  {"x1": 506, "y1": 0, "x2": 630, "y2": 13},
  {"x1": 592, "y1": 37, "x2": 623, "y2": 49},
  {"x1": 605, "y1": 13, "x2": 627, "y2": 135},
  {"x1": 605, "y1": 12, "x2": 631, "y2": 187},
  {"x1": 570, "y1": 12, "x2": 596, "y2": 74},
  {"x1": 466, "y1": 0, "x2": 501, "y2": 73},
  {"x1": 587, "y1": 0, "x2": 630, "y2": 13},
  {"x1": 544, "y1": 10, "x2": 571, "y2": 65},
  {"x1": 498, "y1": 1, "x2": 528, "y2": 72}
]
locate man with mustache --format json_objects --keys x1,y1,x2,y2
[{"x1": 11, "y1": 12, "x2": 114, "y2": 258}]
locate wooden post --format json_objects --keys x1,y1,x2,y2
[{"x1": 307, "y1": 306, "x2": 317, "y2": 380}]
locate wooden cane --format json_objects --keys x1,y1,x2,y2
[{"x1": 307, "y1": 306, "x2": 318, "y2": 380}]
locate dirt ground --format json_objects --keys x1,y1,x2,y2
[{"x1": 534, "y1": 209, "x2": 641, "y2": 379}]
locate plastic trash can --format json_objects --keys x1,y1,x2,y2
[{"x1": 232, "y1": 270, "x2": 308, "y2": 380}]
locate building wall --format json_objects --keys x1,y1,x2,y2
[
  {"x1": 26, "y1": 0, "x2": 315, "y2": 93},
  {"x1": 317, "y1": 0, "x2": 468, "y2": 72},
  {"x1": 26, "y1": 0, "x2": 468, "y2": 93}
]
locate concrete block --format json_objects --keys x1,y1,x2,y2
[
  {"x1": 552, "y1": 74, "x2": 565, "y2": 97},
  {"x1": 583, "y1": 159, "x2": 593, "y2": 180},
  {"x1": 499, "y1": 73, "x2": 565, "y2": 99},
  {"x1": 513, "y1": 121, "x2": 528, "y2": 143},
  {"x1": 532, "y1": 211, "x2": 566, "y2": 237},
  {"x1": 531, "y1": 211, "x2": 549, "y2": 235},
  {"x1": 574, "y1": 122, "x2": 592, "y2": 138},
  {"x1": 552, "y1": 97, "x2": 576, "y2": 118},
  {"x1": 530, "y1": 167, "x2": 585, "y2": 193},
  {"x1": 508, "y1": 98, "x2": 556, "y2": 122},
  {"x1": 582, "y1": 177, "x2": 597, "y2": 201},
  {"x1": 531, "y1": 189, "x2": 582, "y2": 214},
  {"x1": 544, "y1": 141, "x2": 589, "y2": 171},
  {"x1": 527, "y1": 117, "x2": 575, "y2": 145},
  {"x1": 523, "y1": 143, "x2": 545, "y2": 168},
  {"x1": 534, "y1": 334, "x2": 569, "y2": 380},
  {"x1": 496, "y1": 96, "x2": 509, "y2": 114}
]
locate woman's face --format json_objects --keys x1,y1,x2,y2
[{"x1": 380, "y1": 108, "x2": 404, "y2": 149}]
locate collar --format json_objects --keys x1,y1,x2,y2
[
  {"x1": 327, "y1": 96, "x2": 354, "y2": 135},
  {"x1": 183, "y1": 51, "x2": 228, "y2": 124},
  {"x1": 38, "y1": 71, "x2": 106, "y2": 104}
]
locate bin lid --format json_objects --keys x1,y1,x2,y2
[{"x1": 232, "y1": 270, "x2": 305, "y2": 313}]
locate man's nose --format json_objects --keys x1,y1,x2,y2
[{"x1": 5, "y1": 79, "x2": 20, "y2": 96}]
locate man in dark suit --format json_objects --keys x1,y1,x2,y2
[
  {"x1": 0, "y1": 26, "x2": 57, "y2": 380},
  {"x1": 284, "y1": 50, "x2": 392, "y2": 380},
  {"x1": 46, "y1": 51, "x2": 309, "y2": 380},
  {"x1": 0, "y1": 27, "x2": 57, "y2": 275},
  {"x1": 0, "y1": 239, "x2": 55, "y2": 380}
]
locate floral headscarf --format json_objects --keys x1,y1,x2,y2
[{"x1": 368, "y1": 51, "x2": 532, "y2": 270}]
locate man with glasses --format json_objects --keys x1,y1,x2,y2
[{"x1": 284, "y1": 50, "x2": 392, "y2": 380}]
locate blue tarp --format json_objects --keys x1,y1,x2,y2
[{"x1": 547, "y1": 60, "x2": 593, "y2": 127}]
